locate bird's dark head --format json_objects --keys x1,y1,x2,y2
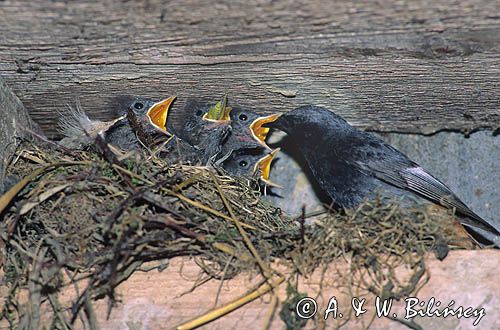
[
  {"x1": 129, "y1": 96, "x2": 176, "y2": 135},
  {"x1": 127, "y1": 97, "x2": 156, "y2": 116},
  {"x1": 221, "y1": 147, "x2": 281, "y2": 187},
  {"x1": 264, "y1": 105, "x2": 352, "y2": 138},
  {"x1": 180, "y1": 99, "x2": 228, "y2": 132},
  {"x1": 228, "y1": 107, "x2": 280, "y2": 151},
  {"x1": 166, "y1": 99, "x2": 208, "y2": 136},
  {"x1": 111, "y1": 95, "x2": 176, "y2": 135},
  {"x1": 222, "y1": 148, "x2": 262, "y2": 177},
  {"x1": 169, "y1": 98, "x2": 231, "y2": 147},
  {"x1": 229, "y1": 107, "x2": 261, "y2": 130}
]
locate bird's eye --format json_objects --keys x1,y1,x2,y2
[
  {"x1": 196, "y1": 110, "x2": 203, "y2": 116},
  {"x1": 239, "y1": 160, "x2": 248, "y2": 167},
  {"x1": 239, "y1": 113, "x2": 248, "y2": 121},
  {"x1": 133, "y1": 102, "x2": 144, "y2": 110}
]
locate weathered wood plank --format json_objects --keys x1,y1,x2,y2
[
  {"x1": 0, "y1": 76, "x2": 39, "y2": 192},
  {"x1": 1, "y1": 0, "x2": 499, "y2": 137}
]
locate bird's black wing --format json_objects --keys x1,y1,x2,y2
[{"x1": 350, "y1": 133, "x2": 498, "y2": 234}]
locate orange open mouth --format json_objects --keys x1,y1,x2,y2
[
  {"x1": 254, "y1": 148, "x2": 282, "y2": 188},
  {"x1": 146, "y1": 96, "x2": 176, "y2": 134},
  {"x1": 249, "y1": 114, "x2": 282, "y2": 150}
]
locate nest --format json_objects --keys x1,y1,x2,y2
[{"x1": 0, "y1": 139, "x2": 471, "y2": 329}]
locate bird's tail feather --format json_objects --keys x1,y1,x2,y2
[{"x1": 463, "y1": 224, "x2": 500, "y2": 248}]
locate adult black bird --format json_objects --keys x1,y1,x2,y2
[{"x1": 265, "y1": 105, "x2": 500, "y2": 245}]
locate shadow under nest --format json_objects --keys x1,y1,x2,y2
[{"x1": 0, "y1": 139, "x2": 469, "y2": 329}]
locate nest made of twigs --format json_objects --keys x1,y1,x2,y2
[{"x1": 0, "y1": 139, "x2": 468, "y2": 329}]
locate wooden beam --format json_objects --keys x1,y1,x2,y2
[{"x1": 1, "y1": 0, "x2": 499, "y2": 137}]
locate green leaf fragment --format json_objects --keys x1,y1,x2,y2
[{"x1": 206, "y1": 94, "x2": 231, "y2": 120}]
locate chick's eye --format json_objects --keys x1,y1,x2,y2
[
  {"x1": 133, "y1": 102, "x2": 144, "y2": 110},
  {"x1": 239, "y1": 160, "x2": 248, "y2": 167},
  {"x1": 239, "y1": 113, "x2": 248, "y2": 121},
  {"x1": 196, "y1": 110, "x2": 203, "y2": 116}
]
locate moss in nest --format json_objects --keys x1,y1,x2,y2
[
  {"x1": 279, "y1": 283, "x2": 309, "y2": 330},
  {"x1": 0, "y1": 139, "x2": 473, "y2": 329}
]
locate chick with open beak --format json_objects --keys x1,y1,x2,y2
[
  {"x1": 166, "y1": 98, "x2": 232, "y2": 165},
  {"x1": 220, "y1": 147, "x2": 281, "y2": 187},
  {"x1": 162, "y1": 95, "x2": 281, "y2": 184},
  {"x1": 129, "y1": 96, "x2": 176, "y2": 135},
  {"x1": 58, "y1": 96, "x2": 176, "y2": 151},
  {"x1": 104, "y1": 96, "x2": 175, "y2": 151},
  {"x1": 220, "y1": 106, "x2": 281, "y2": 154},
  {"x1": 213, "y1": 98, "x2": 281, "y2": 186}
]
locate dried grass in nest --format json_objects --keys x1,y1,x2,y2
[{"x1": 0, "y1": 139, "x2": 469, "y2": 329}]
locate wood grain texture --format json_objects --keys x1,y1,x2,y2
[{"x1": 1, "y1": 0, "x2": 499, "y2": 137}]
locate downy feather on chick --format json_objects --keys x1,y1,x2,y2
[{"x1": 58, "y1": 101, "x2": 124, "y2": 150}]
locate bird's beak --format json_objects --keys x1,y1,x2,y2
[
  {"x1": 249, "y1": 113, "x2": 282, "y2": 150},
  {"x1": 254, "y1": 148, "x2": 282, "y2": 188},
  {"x1": 202, "y1": 110, "x2": 231, "y2": 122},
  {"x1": 203, "y1": 94, "x2": 231, "y2": 122},
  {"x1": 146, "y1": 96, "x2": 176, "y2": 134}
]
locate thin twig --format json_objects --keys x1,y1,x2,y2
[
  {"x1": 210, "y1": 173, "x2": 274, "y2": 278},
  {"x1": 175, "y1": 276, "x2": 285, "y2": 330}
]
